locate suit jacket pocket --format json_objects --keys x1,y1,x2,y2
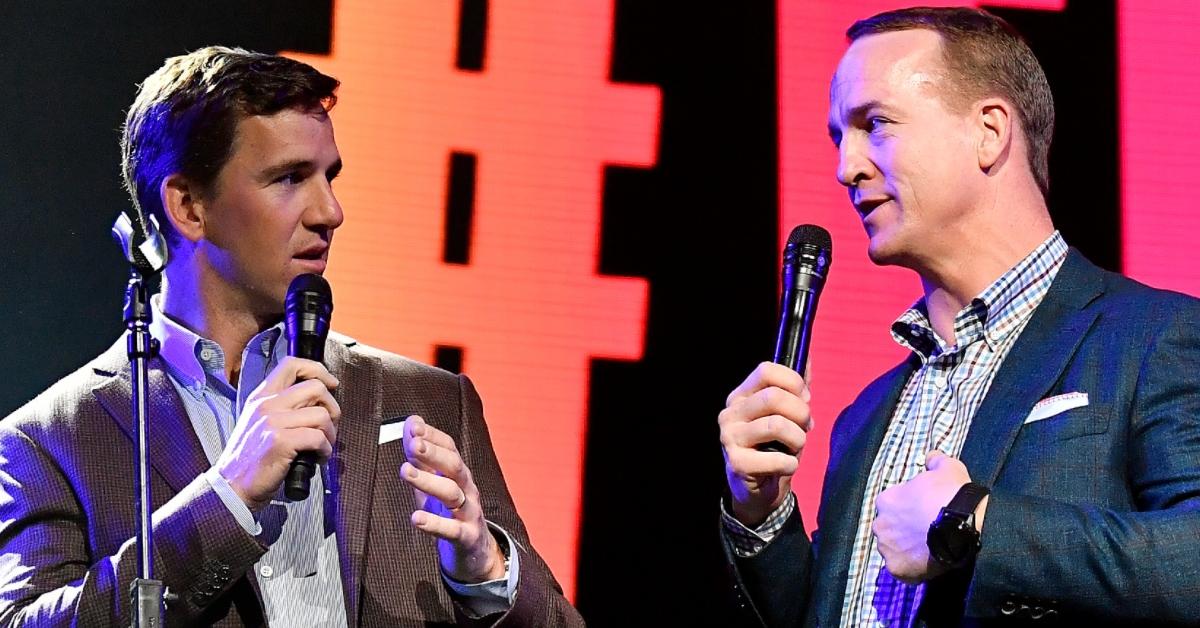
[{"x1": 1016, "y1": 406, "x2": 1109, "y2": 442}]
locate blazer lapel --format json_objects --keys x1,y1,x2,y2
[
  {"x1": 323, "y1": 337, "x2": 381, "y2": 628},
  {"x1": 91, "y1": 337, "x2": 211, "y2": 495},
  {"x1": 959, "y1": 250, "x2": 1105, "y2": 485},
  {"x1": 811, "y1": 355, "x2": 919, "y2": 625}
]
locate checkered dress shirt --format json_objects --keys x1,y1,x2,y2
[{"x1": 723, "y1": 232, "x2": 1068, "y2": 626}]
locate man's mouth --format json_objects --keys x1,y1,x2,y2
[
  {"x1": 294, "y1": 245, "x2": 328, "y2": 262},
  {"x1": 855, "y1": 198, "x2": 889, "y2": 219}
]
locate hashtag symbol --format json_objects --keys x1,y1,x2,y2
[{"x1": 289, "y1": 0, "x2": 660, "y2": 596}]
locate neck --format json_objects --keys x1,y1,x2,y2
[
  {"x1": 160, "y1": 255, "x2": 280, "y2": 384},
  {"x1": 917, "y1": 188, "x2": 1054, "y2": 344}
]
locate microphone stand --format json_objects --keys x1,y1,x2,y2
[{"x1": 112, "y1": 213, "x2": 169, "y2": 628}]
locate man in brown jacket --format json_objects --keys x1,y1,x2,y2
[{"x1": 0, "y1": 46, "x2": 583, "y2": 627}]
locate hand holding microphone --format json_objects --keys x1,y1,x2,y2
[
  {"x1": 761, "y1": 225, "x2": 831, "y2": 453},
  {"x1": 215, "y1": 274, "x2": 339, "y2": 509},
  {"x1": 719, "y1": 225, "x2": 831, "y2": 526},
  {"x1": 282, "y1": 274, "x2": 335, "y2": 500}
]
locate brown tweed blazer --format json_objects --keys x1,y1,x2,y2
[{"x1": 0, "y1": 333, "x2": 584, "y2": 627}]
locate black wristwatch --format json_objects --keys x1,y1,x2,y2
[{"x1": 927, "y1": 482, "x2": 990, "y2": 568}]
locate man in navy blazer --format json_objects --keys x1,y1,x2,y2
[{"x1": 718, "y1": 7, "x2": 1200, "y2": 625}]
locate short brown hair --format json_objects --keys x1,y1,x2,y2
[
  {"x1": 121, "y1": 46, "x2": 339, "y2": 241},
  {"x1": 848, "y1": 7, "x2": 1055, "y2": 197}
]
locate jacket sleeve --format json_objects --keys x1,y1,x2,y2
[
  {"x1": 449, "y1": 374, "x2": 586, "y2": 627},
  {"x1": 719, "y1": 505, "x2": 814, "y2": 627},
  {"x1": 965, "y1": 304, "x2": 1200, "y2": 620},
  {"x1": 0, "y1": 425, "x2": 267, "y2": 627}
]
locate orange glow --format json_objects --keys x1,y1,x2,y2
[{"x1": 288, "y1": 0, "x2": 660, "y2": 598}]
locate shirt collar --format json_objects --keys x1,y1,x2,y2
[
  {"x1": 891, "y1": 231, "x2": 1068, "y2": 361},
  {"x1": 148, "y1": 294, "x2": 285, "y2": 392},
  {"x1": 975, "y1": 230, "x2": 1069, "y2": 348}
]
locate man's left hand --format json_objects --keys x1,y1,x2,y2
[
  {"x1": 402, "y1": 414, "x2": 506, "y2": 583},
  {"x1": 873, "y1": 450, "x2": 983, "y2": 583}
]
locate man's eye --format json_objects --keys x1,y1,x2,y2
[
  {"x1": 867, "y1": 117, "x2": 889, "y2": 132},
  {"x1": 276, "y1": 172, "x2": 303, "y2": 185}
]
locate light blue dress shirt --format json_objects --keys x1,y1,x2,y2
[{"x1": 147, "y1": 297, "x2": 517, "y2": 624}]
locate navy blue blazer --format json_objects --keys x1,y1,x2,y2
[{"x1": 726, "y1": 249, "x2": 1200, "y2": 625}]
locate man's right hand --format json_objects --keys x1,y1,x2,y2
[
  {"x1": 719, "y1": 362, "x2": 812, "y2": 528},
  {"x1": 215, "y1": 357, "x2": 341, "y2": 511}
]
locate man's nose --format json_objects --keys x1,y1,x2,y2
[
  {"x1": 307, "y1": 180, "x2": 344, "y2": 233},
  {"x1": 836, "y1": 137, "x2": 872, "y2": 188}
]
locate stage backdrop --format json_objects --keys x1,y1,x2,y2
[
  {"x1": 1, "y1": 2, "x2": 1197, "y2": 625},
  {"x1": 284, "y1": 1, "x2": 660, "y2": 599}
]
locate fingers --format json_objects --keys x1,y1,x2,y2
[
  {"x1": 268, "y1": 405, "x2": 338, "y2": 449},
  {"x1": 400, "y1": 418, "x2": 486, "y2": 548},
  {"x1": 264, "y1": 377, "x2": 341, "y2": 421},
  {"x1": 287, "y1": 425, "x2": 336, "y2": 462},
  {"x1": 925, "y1": 449, "x2": 949, "y2": 470},
  {"x1": 257, "y1": 356, "x2": 340, "y2": 397},
  {"x1": 401, "y1": 415, "x2": 476, "y2": 515},
  {"x1": 724, "y1": 443, "x2": 800, "y2": 477},
  {"x1": 719, "y1": 385, "x2": 813, "y2": 444},
  {"x1": 216, "y1": 359, "x2": 343, "y2": 509},
  {"x1": 410, "y1": 508, "x2": 468, "y2": 542},
  {"x1": 402, "y1": 461, "x2": 472, "y2": 517},
  {"x1": 407, "y1": 504, "x2": 498, "y2": 578},
  {"x1": 726, "y1": 362, "x2": 811, "y2": 407},
  {"x1": 732, "y1": 411, "x2": 809, "y2": 447},
  {"x1": 405, "y1": 415, "x2": 459, "y2": 456}
]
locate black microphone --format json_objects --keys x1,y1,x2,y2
[
  {"x1": 283, "y1": 273, "x2": 334, "y2": 501},
  {"x1": 760, "y1": 224, "x2": 832, "y2": 454}
]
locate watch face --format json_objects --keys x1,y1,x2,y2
[{"x1": 928, "y1": 512, "x2": 979, "y2": 567}]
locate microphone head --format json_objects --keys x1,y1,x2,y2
[
  {"x1": 285, "y1": 273, "x2": 333, "y2": 360},
  {"x1": 786, "y1": 224, "x2": 832, "y2": 253},
  {"x1": 783, "y1": 224, "x2": 832, "y2": 280},
  {"x1": 285, "y1": 273, "x2": 333, "y2": 312}
]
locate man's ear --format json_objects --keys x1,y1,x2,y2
[
  {"x1": 160, "y1": 173, "x2": 207, "y2": 243},
  {"x1": 976, "y1": 98, "x2": 1013, "y2": 172}
]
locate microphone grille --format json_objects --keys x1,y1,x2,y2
[
  {"x1": 786, "y1": 224, "x2": 832, "y2": 255},
  {"x1": 285, "y1": 273, "x2": 333, "y2": 316}
]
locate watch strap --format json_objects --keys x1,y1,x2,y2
[{"x1": 945, "y1": 482, "x2": 990, "y2": 517}]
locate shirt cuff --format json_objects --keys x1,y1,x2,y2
[
  {"x1": 441, "y1": 521, "x2": 520, "y2": 616},
  {"x1": 720, "y1": 492, "x2": 796, "y2": 558},
  {"x1": 203, "y1": 467, "x2": 262, "y2": 536}
]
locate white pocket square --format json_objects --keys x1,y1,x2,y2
[
  {"x1": 1024, "y1": 392, "x2": 1088, "y2": 424},
  {"x1": 379, "y1": 420, "x2": 406, "y2": 445}
]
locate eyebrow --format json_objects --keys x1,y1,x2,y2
[{"x1": 260, "y1": 158, "x2": 344, "y2": 182}]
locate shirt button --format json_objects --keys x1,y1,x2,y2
[
  {"x1": 259, "y1": 565, "x2": 274, "y2": 578},
  {"x1": 200, "y1": 348, "x2": 216, "y2": 361}
]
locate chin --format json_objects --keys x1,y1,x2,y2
[
  {"x1": 865, "y1": 233, "x2": 898, "y2": 266},
  {"x1": 862, "y1": 217, "x2": 915, "y2": 265},
  {"x1": 866, "y1": 240, "x2": 929, "y2": 279}
]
